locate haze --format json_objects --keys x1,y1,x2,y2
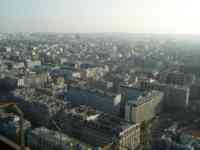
[{"x1": 1, "y1": 0, "x2": 200, "y2": 34}]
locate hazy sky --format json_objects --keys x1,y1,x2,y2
[{"x1": 1, "y1": 0, "x2": 200, "y2": 34}]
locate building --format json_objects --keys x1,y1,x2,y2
[
  {"x1": 65, "y1": 85, "x2": 122, "y2": 115},
  {"x1": 164, "y1": 85, "x2": 190, "y2": 109},
  {"x1": 189, "y1": 83, "x2": 200, "y2": 101},
  {"x1": 13, "y1": 62, "x2": 25, "y2": 70},
  {"x1": 121, "y1": 86, "x2": 163, "y2": 123},
  {"x1": 189, "y1": 83, "x2": 200, "y2": 113},
  {"x1": 27, "y1": 127, "x2": 91, "y2": 150},
  {"x1": 78, "y1": 63, "x2": 109, "y2": 80},
  {"x1": 23, "y1": 72, "x2": 49, "y2": 88},
  {"x1": 139, "y1": 81, "x2": 190, "y2": 110},
  {"x1": 49, "y1": 68, "x2": 81, "y2": 82},
  {"x1": 165, "y1": 71, "x2": 186, "y2": 86},
  {"x1": 161, "y1": 70, "x2": 195, "y2": 87},
  {"x1": 14, "y1": 88, "x2": 66, "y2": 126},
  {"x1": 53, "y1": 105, "x2": 141, "y2": 150},
  {"x1": 17, "y1": 78, "x2": 24, "y2": 88},
  {"x1": 26, "y1": 60, "x2": 41, "y2": 69}
]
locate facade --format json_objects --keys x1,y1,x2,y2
[
  {"x1": 14, "y1": 88, "x2": 66, "y2": 126},
  {"x1": 189, "y1": 83, "x2": 200, "y2": 113},
  {"x1": 53, "y1": 105, "x2": 141, "y2": 150},
  {"x1": 26, "y1": 60, "x2": 41, "y2": 69},
  {"x1": 164, "y1": 85, "x2": 190, "y2": 109},
  {"x1": 49, "y1": 68, "x2": 81, "y2": 81},
  {"x1": 140, "y1": 81, "x2": 190, "y2": 110},
  {"x1": 13, "y1": 62, "x2": 25, "y2": 69},
  {"x1": 23, "y1": 72, "x2": 49, "y2": 88},
  {"x1": 17, "y1": 78, "x2": 24, "y2": 87},
  {"x1": 165, "y1": 71, "x2": 186, "y2": 86},
  {"x1": 65, "y1": 85, "x2": 122, "y2": 115},
  {"x1": 122, "y1": 87, "x2": 163, "y2": 123},
  {"x1": 189, "y1": 83, "x2": 200, "y2": 101},
  {"x1": 27, "y1": 127, "x2": 91, "y2": 150}
]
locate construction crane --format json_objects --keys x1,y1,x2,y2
[{"x1": 0, "y1": 101, "x2": 26, "y2": 150}]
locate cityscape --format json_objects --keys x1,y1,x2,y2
[{"x1": 1, "y1": 0, "x2": 200, "y2": 150}]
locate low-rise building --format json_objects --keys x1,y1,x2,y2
[
  {"x1": 65, "y1": 85, "x2": 122, "y2": 115},
  {"x1": 27, "y1": 127, "x2": 92, "y2": 150},
  {"x1": 53, "y1": 105, "x2": 141, "y2": 150},
  {"x1": 14, "y1": 88, "x2": 66, "y2": 126},
  {"x1": 26, "y1": 60, "x2": 41, "y2": 69},
  {"x1": 23, "y1": 72, "x2": 49, "y2": 88}
]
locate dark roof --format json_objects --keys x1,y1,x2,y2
[{"x1": 121, "y1": 86, "x2": 145, "y2": 102}]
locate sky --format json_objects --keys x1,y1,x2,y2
[{"x1": 1, "y1": 0, "x2": 200, "y2": 34}]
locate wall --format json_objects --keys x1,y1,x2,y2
[
  {"x1": 125, "y1": 92, "x2": 163, "y2": 123},
  {"x1": 65, "y1": 87, "x2": 121, "y2": 115},
  {"x1": 164, "y1": 86, "x2": 190, "y2": 109}
]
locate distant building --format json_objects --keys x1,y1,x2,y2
[
  {"x1": 165, "y1": 72, "x2": 186, "y2": 86},
  {"x1": 139, "y1": 80, "x2": 190, "y2": 110},
  {"x1": 13, "y1": 62, "x2": 25, "y2": 69},
  {"x1": 17, "y1": 78, "x2": 25, "y2": 87},
  {"x1": 78, "y1": 63, "x2": 109, "y2": 80},
  {"x1": 189, "y1": 83, "x2": 200, "y2": 101},
  {"x1": 23, "y1": 72, "x2": 49, "y2": 88},
  {"x1": 189, "y1": 83, "x2": 200, "y2": 113},
  {"x1": 122, "y1": 87, "x2": 163, "y2": 123},
  {"x1": 88, "y1": 80, "x2": 115, "y2": 92},
  {"x1": 49, "y1": 68, "x2": 80, "y2": 81},
  {"x1": 26, "y1": 60, "x2": 41, "y2": 69},
  {"x1": 60, "y1": 58, "x2": 68, "y2": 64},
  {"x1": 160, "y1": 70, "x2": 195, "y2": 86}
]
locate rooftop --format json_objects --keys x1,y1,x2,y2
[
  {"x1": 30, "y1": 127, "x2": 91, "y2": 149},
  {"x1": 121, "y1": 86, "x2": 163, "y2": 106},
  {"x1": 68, "y1": 84, "x2": 120, "y2": 98},
  {"x1": 61, "y1": 105, "x2": 136, "y2": 137}
]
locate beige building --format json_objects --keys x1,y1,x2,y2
[
  {"x1": 125, "y1": 89, "x2": 163, "y2": 123},
  {"x1": 118, "y1": 123, "x2": 141, "y2": 150}
]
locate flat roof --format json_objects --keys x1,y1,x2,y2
[
  {"x1": 121, "y1": 86, "x2": 163, "y2": 106},
  {"x1": 121, "y1": 86, "x2": 145, "y2": 103}
]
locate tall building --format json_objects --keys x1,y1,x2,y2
[
  {"x1": 139, "y1": 80, "x2": 190, "y2": 110},
  {"x1": 165, "y1": 72, "x2": 186, "y2": 86},
  {"x1": 189, "y1": 83, "x2": 200, "y2": 113},
  {"x1": 121, "y1": 86, "x2": 163, "y2": 123}
]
